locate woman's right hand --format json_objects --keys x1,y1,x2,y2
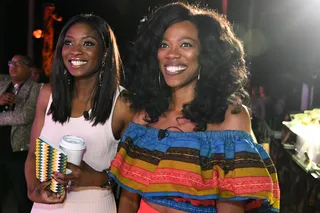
[{"x1": 28, "y1": 179, "x2": 66, "y2": 204}]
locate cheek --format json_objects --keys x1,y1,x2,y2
[
  {"x1": 157, "y1": 51, "x2": 165, "y2": 62},
  {"x1": 61, "y1": 48, "x2": 68, "y2": 59},
  {"x1": 188, "y1": 52, "x2": 200, "y2": 66}
]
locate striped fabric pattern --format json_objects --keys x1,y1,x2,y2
[
  {"x1": 35, "y1": 137, "x2": 67, "y2": 196},
  {"x1": 110, "y1": 122, "x2": 280, "y2": 212}
]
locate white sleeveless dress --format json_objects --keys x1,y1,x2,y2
[{"x1": 31, "y1": 87, "x2": 123, "y2": 213}]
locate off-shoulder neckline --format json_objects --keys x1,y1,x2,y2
[{"x1": 128, "y1": 122, "x2": 253, "y2": 139}]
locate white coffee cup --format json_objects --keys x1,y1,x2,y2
[{"x1": 59, "y1": 135, "x2": 86, "y2": 166}]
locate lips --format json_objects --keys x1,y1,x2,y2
[
  {"x1": 69, "y1": 59, "x2": 88, "y2": 68},
  {"x1": 164, "y1": 63, "x2": 187, "y2": 75}
]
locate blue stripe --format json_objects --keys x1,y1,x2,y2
[{"x1": 121, "y1": 123, "x2": 266, "y2": 159}]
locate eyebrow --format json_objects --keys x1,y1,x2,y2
[
  {"x1": 163, "y1": 36, "x2": 198, "y2": 42},
  {"x1": 64, "y1": 35, "x2": 98, "y2": 40}
]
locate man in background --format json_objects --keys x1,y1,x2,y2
[
  {"x1": 0, "y1": 54, "x2": 41, "y2": 213},
  {"x1": 30, "y1": 66, "x2": 41, "y2": 83}
]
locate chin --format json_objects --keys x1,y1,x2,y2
[
  {"x1": 68, "y1": 70, "x2": 84, "y2": 77},
  {"x1": 165, "y1": 79, "x2": 197, "y2": 89}
]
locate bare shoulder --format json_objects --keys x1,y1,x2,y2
[
  {"x1": 113, "y1": 91, "x2": 133, "y2": 118},
  {"x1": 223, "y1": 104, "x2": 251, "y2": 133},
  {"x1": 113, "y1": 90, "x2": 147, "y2": 126},
  {"x1": 40, "y1": 83, "x2": 51, "y2": 95},
  {"x1": 132, "y1": 111, "x2": 148, "y2": 125},
  {"x1": 38, "y1": 83, "x2": 51, "y2": 111}
]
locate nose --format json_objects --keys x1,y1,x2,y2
[
  {"x1": 166, "y1": 47, "x2": 181, "y2": 60},
  {"x1": 70, "y1": 44, "x2": 83, "y2": 55}
]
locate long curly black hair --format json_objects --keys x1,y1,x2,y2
[
  {"x1": 125, "y1": 2, "x2": 249, "y2": 131},
  {"x1": 49, "y1": 14, "x2": 122, "y2": 125}
]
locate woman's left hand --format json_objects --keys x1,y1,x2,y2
[{"x1": 53, "y1": 161, "x2": 105, "y2": 188}]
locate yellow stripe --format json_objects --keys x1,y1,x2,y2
[
  {"x1": 111, "y1": 167, "x2": 148, "y2": 190},
  {"x1": 118, "y1": 148, "x2": 157, "y2": 172},
  {"x1": 230, "y1": 167, "x2": 277, "y2": 177},
  {"x1": 147, "y1": 183, "x2": 219, "y2": 195}
]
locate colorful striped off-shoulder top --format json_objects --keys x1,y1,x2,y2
[{"x1": 110, "y1": 122, "x2": 280, "y2": 212}]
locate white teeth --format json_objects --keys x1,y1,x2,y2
[
  {"x1": 71, "y1": 60, "x2": 87, "y2": 66},
  {"x1": 166, "y1": 66, "x2": 186, "y2": 72}
]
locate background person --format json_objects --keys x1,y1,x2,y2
[{"x1": 0, "y1": 54, "x2": 41, "y2": 213}]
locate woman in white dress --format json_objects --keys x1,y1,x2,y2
[{"x1": 25, "y1": 14, "x2": 133, "y2": 213}]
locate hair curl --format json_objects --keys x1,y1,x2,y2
[
  {"x1": 49, "y1": 14, "x2": 122, "y2": 125},
  {"x1": 125, "y1": 2, "x2": 249, "y2": 131}
]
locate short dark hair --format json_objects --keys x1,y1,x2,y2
[
  {"x1": 49, "y1": 14, "x2": 122, "y2": 125},
  {"x1": 14, "y1": 54, "x2": 34, "y2": 67},
  {"x1": 125, "y1": 2, "x2": 249, "y2": 131}
]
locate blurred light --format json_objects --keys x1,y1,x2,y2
[
  {"x1": 33, "y1": 29, "x2": 43, "y2": 39},
  {"x1": 52, "y1": 14, "x2": 63, "y2": 22}
]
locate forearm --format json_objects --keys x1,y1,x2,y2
[
  {"x1": 0, "y1": 85, "x2": 39, "y2": 126},
  {"x1": 85, "y1": 170, "x2": 109, "y2": 187},
  {"x1": 25, "y1": 154, "x2": 40, "y2": 199}
]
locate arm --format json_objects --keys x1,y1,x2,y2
[
  {"x1": 112, "y1": 91, "x2": 134, "y2": 139},
  {"x1": 25, "y1": 84, "x2": 65, "y2": 203},
  {"x1": 0, "y1": 84, "x2": 40, "y2": 126},
  {"x1": 118, "y1": 189, "x2": 141, "y2": 213}
]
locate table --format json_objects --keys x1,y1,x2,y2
[{"x1": 271, "y1": 139, "x2": 320, "y2": 213}]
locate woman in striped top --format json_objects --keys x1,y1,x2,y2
[{"x1": 110, "y1": 2, "x2": 280, "y2": 213}]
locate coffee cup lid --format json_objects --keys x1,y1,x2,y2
[{"x1": 59, "y1": 135, "x2": 86, "y2": 150}]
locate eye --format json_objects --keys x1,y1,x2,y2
[
  {"x1": 84, "y1": 41, "x2": 95, "y2": 46},
  {"x1": 63, "y1": 40, "x2": 72, "y2": 45},
  {"x1": 181, "y1": 42, "x2": 192, "y2": 47},
  {"x1": 159, "y1": 42, "x2": 169, "y2": 48},
  {"x1": 16, "y1": 61, "x2": 26, "y2": 67}
]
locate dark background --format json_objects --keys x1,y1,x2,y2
[{"x1": 1, "y1": 0, "x2": 320, "y2": 108}]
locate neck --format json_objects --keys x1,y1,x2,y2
[
  {"x1": 170, "y1": 83, "x2": 196, "y2": 111},
  {"x1": 11, "y1": 79, "x2": 27, "y2": 86},
  {"x1": 73, "y1": 74, "x2": 98, "y2": 101}
]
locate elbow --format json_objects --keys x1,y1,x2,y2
[{"x1": 27, "y1": 190, "x2": 34, "y2": 202}]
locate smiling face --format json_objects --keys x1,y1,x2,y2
[
  {"x1": 62, "y1": 22, "x2": 104, "y2": 78},
  {"x1": 157, "y1": 21, "x2": 200, "y2": 89}
]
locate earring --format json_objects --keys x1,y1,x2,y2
[
  {"x1": 197, "y1": 67, "x2": 201, "y2": 81},
  {"x1": 99, "y1": 58, "x2": 106, "y2": 87},
  {"x1": 158, "y1": 72, "x2": 162, "y2": 89},
  {"x1": 64, "y1": 69, "x2": 71, "y2": 85},
  {"x1": 99, "y1": 70, "x2": 104, "y2": 87},
  {"x1": 101, "y1": 52, "x2": 107, "y2": 67}
]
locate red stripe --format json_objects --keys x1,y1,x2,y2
[{"x1": 112, "y1": 155, "x2": 280, "y2": 198}]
